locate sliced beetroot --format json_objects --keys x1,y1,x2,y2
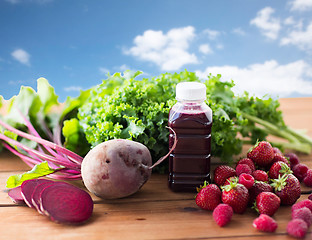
[
  {"x1": 37, "y1": 182, "x2": 72, "y2": 215},
  {"x1": 21, "y1": 179, "x2": 52, "y2": 208},
  {"x1": 40, "y1": 183, "x2": 93, "y2": 224},
  {"x1": 8, "y1": 186, "x2": 25, "y2": 204},
  {"x1": 31, "y1": 181, "x2": 61, "y2": 213}
]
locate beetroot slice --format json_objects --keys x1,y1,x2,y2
[
  {"x1": 21, "y1": 179, "x2": 52, "y2": 208},
  {"x1": 40, "y1": 183, "x2": 93, "y2": 224},
  {"x1": 37, "y1": 182, "x2": 71, "y2": 215},
  {"x1": 31, "y1": 181, "x2": 61, "y2": 213},
  {"x1": 8, "y1": 186, "x2": 25, "y2": 204}
]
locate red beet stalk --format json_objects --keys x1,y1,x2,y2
[{"x1": 0, "y1": 116, "x2": 83, "y2": 181}]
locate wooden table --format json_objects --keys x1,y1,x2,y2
[{"x1": 0, "y1": 97, "x2": 312, "y2": 240}]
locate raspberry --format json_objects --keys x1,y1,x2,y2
[
  {"x1": 287, "y1": 219, "x2": 308, "y2": 238},
  {"x1": 292, "y1": 207, "x2": 312, "y2": 227},
  {"x1": 293, "y1": 163, "x2": 309, "y2": 182},
  {"x1": 236, "y1": 164, "x2": 252, "y2": 176},
  {"x1": 252, "y1": 214, "x2": 277, "y2": 232},
  {"x1": 292, "y1": 199, "x2": 312, "y2": 213},
  {"x1": 237, "y1": 158, "x2": 255, "y2": 172},
  {"x1": 253, "y1": 170, "x2": 269, "y2": 182},
  {"x1": 212, "y1": 203, "x2": 233, "y2": 227},
  {"x1": 238, "y1": 173, "x2": 254, "y2": 189},
  {"x1": 303, "y1": 169, "x2": 312, "y2": 187}
]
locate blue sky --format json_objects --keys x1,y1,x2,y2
[{"x1": 1, "y1": 0, "x2": 312, "y2": 101}]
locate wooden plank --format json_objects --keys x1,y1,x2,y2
[
  {"x1": 1, "y1": 167, "x2": 312, "y2": 239},
  {"x1": 0, "y1": 150, "x2": 30, "y2": 172},
  {"x1": 0, "y1": 193, "x2": 310, "y2": 240},
  {"x1": 0, "y1": 172, "x2": 196, "y2": 206}
]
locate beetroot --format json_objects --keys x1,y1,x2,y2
[
  {"x1": 81, "y1": 139, "x2": 152, "y2": 199},
  {"x1": 31, "y1": 180, "x2": 57, "y2": 213},
  {"x1": 21, "y1": 179, "x2": 52, "y2": 208},
  {"x1": 8, "y1": 186, "x2": 24, "y2": 204},
  {"x1": 39, "y1": 183, "x2": 93, "y2": 224}
]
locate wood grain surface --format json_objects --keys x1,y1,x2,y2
[{"x1": 0, "y1": 97, "x2": 311, "y2": 240}]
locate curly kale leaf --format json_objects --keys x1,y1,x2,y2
[{"x1": 77, "y1": 70, "x2": 241, "y2": 166}]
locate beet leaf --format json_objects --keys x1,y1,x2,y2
[{"x1": 6, "y1": 161, "x2": 60, "y2": 188}]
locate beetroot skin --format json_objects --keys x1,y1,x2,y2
[
  {"x1": 8, "y1": 186, "x2": 24, "y2": 204},
  {"x1": 81, "y1": 139, "x2": 152, "y2": 199}
]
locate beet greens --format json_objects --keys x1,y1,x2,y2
[{"x1": 0, "y1": 117, "x2": 83, "y2": 188}]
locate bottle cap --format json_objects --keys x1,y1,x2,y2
[{"x1": 176, "y1": 82, "x2": 206, "y2": 101}]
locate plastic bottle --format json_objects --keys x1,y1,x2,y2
[{"x1": 168, "y1": 82, "x2": 212, "y2": 192}]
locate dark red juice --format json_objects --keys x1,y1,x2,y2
[{"x1": 168, "y1": 104, "x2": 212, "y2": 192}]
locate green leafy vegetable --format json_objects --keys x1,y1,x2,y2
[
  {"x1": 6, "y1": 161, "x2": 60, "y2": 188},
  {"x1": 77, "y1": 70, "x2": 312, "y2": 169},
  {"x1": 62, "y1": 118, "x2": 90, "y2": 155},
  {"x1": 1, "y1": 77, "x2": 89, "y2": 156},
  {"x1": 3, "y1": 78, "x2": 61, "y2": 140}
]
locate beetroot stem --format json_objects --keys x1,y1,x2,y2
[
  {"x1": 149, "y1": 126, "x2": 177, "y2": 169},
  {"x1": 18, "y1": 109, "x2": 66, "y2": 160},
  {"x1": 0, "y1": 119, "x2": 83, "y2": 164},
  {"x1": 0, "y1": 133, "x2": 80, "y2": 170},
  {"x1": 3, "y1": 140, "x2": 82, "y2": 180},
  {"x1": 3, "y1": 142, "x2": 41, "y2": 168},
  {"x1": 49, "y1": 173, "x2": 82, "y2": 180}
]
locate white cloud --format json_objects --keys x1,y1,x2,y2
[
  {"x1": 284, "y1": 16, "x2": 296, "y2": 26},
  {"x1": 124, "y1": 26, "x2": 198, "y2": 71},
  {"x1": 11, "y1": 49, "x2": 31, "y2": 66},
  {"x1": 202, "y1": 28, "x2": 221, "y2": 40},
  {"x1": 250, "y1": 7, "x2": 281, "y2": 40},
  {"x1": 280, "y1": 21, "x2": 312, "y2": 51},
  {"x1": 63, "y1": 86, "x2": 82, "y2": 92},
  {"x1": 196, "y1": 60, "x2": 312, "y2": 97},
  {"x1": 216, "y1": 44, "x2": 224, "y2": 50},
  {"x1": 283, "y1": 16, "x2": 304, "y2": 30},
  {"x1": 199, "y1": 44, "x2": 213, "y2": 55},
  {"x1": 232, "y1": 27, "x2": 247, "y2": 36},
  {"x1": 119, "y1": 64, "x2": 129, "y2": 71},
  {"x1": 99, "y1": 67, "x2": 110, "y2": 75},
  {"x1": 63, "y1": 65, "x2": 72, "y2": 71},
  {"x1": 289, "y1": 0, "x2": 312, "y2": 11},
  {"x1": 8, "y1": 79, "x2": 35, "y2": 85}
]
